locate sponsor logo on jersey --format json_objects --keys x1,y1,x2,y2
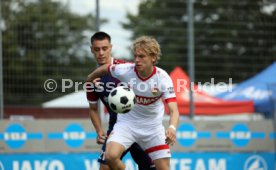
[
  {"x1": 151, "y1": 87, "x2": 159, "y2": 96},
  {"x1": 167, "y1": 87, "x2": 174, "y2": 94},
  {"x1": 136, "y1": 95, "x2": 162, "y2": 105}
]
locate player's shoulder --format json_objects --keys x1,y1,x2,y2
[
  {"x1": 109, "y1": 62, "x2": 135, "y2": 76},
  {"x1": 113, "y1": 62, "x2": 135, "y2": 69},
  {"x1": 155, "y1": 66, "x2": 173, "y2": 83},
  {"x1": 155, "y1": 66, "x2": 170, "y2": 78}
]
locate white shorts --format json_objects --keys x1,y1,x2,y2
[{"x1": 107, "y1": 122, "x2": 171, "y2": 160}]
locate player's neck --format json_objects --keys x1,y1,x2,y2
[
  {"x1": 106, "y1": 57, "x2": 113, "y2": 64},
  {"x1": 99, "y1": 57, "x2": 112, "y2": 66}
]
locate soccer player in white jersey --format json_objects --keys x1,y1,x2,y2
[{"x1": 87, "y1": 36, "x2": 179, "y2": 170}]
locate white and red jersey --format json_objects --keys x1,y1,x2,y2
[{"x1": 108, "y1": 63, "x2": 176, "y2": 128}]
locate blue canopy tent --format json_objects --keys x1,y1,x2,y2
[{"x1": 216, "y1": 62, "x2": 276, "y2": 118}]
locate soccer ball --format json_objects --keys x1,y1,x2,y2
[{"x1": 108, "y1": 86, "x2": 136, "y2": 113}]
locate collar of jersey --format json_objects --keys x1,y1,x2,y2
[{"x1": 134, "y1": 66, "x2": 157, "y2": 81}]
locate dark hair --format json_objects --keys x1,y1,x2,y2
[{"x1": 91, "y1": 31, "x2": 111, "y2": 43}]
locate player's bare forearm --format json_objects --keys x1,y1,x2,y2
[
  {"x1": 165, "y1": 101, "x2": 179, "y2": 145},
  {"x1": 89, "y1": 103, "x2": 106, "y2": 144},
  {"x1": 167, "y1": 102, "x2": 179, "y2": 128},
  {"x1": 86, "y1": 64, "x2": 109, "y2": 82},
  {"x1": 89, "y1": 103, "x2": 103, "y2": 134},
  {"x1": 90, "y1": 112, "x2": 106, "y2": 144},
  {"x1": 89, "y1": 110, "x2": 103, "y2": 134}
]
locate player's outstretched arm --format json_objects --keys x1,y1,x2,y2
[
  {"x1": 165, "y1": 102, "x2": 179, "y2": 145},
  {"x1": 86, "y1": 64, "x2": 109, "y2": 83},
  {"x1": 89, "y1": 103, "x2": 106, "y2": 144}
]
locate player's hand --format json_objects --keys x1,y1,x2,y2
[
  {"x1": 96, "y1": 131, "x2": 107, "y2": 145},
  {"x1": 165, "y1": 127, "x2": 176, "y2": 146}
]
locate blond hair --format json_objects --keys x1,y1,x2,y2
[{"x1": 132, "y1": 36, "x2": 161, "y2": 65}]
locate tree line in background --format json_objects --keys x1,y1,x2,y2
[
  {"x1": 2, "y1": 0, "x2": 100, "y2": 105},
  {"x1": 123, "y1": 0, "x2": 276, "y2": 82},
  {"x1": 2, "y1": 0, "x2": 276, "y2": 106}
]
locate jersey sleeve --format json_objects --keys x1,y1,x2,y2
[
  {"x1": 108, "y1": 63, "x2": 134, "y2": 82},
  {"x1": 86, "y1": 83, "x2": 98, "y2": 104},
  {"x1": 159, "y1": 70, "x2": 176, "y2": 103}
]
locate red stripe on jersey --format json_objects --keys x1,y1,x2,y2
[
  {"x1": 165, "y1": 97, "x2": 176, "y2": 103},
  {"x1": 134, "y1": 66, "x2": 157, "y2": 81},
  {"x1": 113, "y1": 58, "x2": 126, "y2": 64},
  {"x1": 145, "y1": 144, "x2": 169, "y2": 154}
]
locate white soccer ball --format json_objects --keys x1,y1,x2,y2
[{"x1": 108, "y1": 86, "x2": 136, "y2": 113}]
